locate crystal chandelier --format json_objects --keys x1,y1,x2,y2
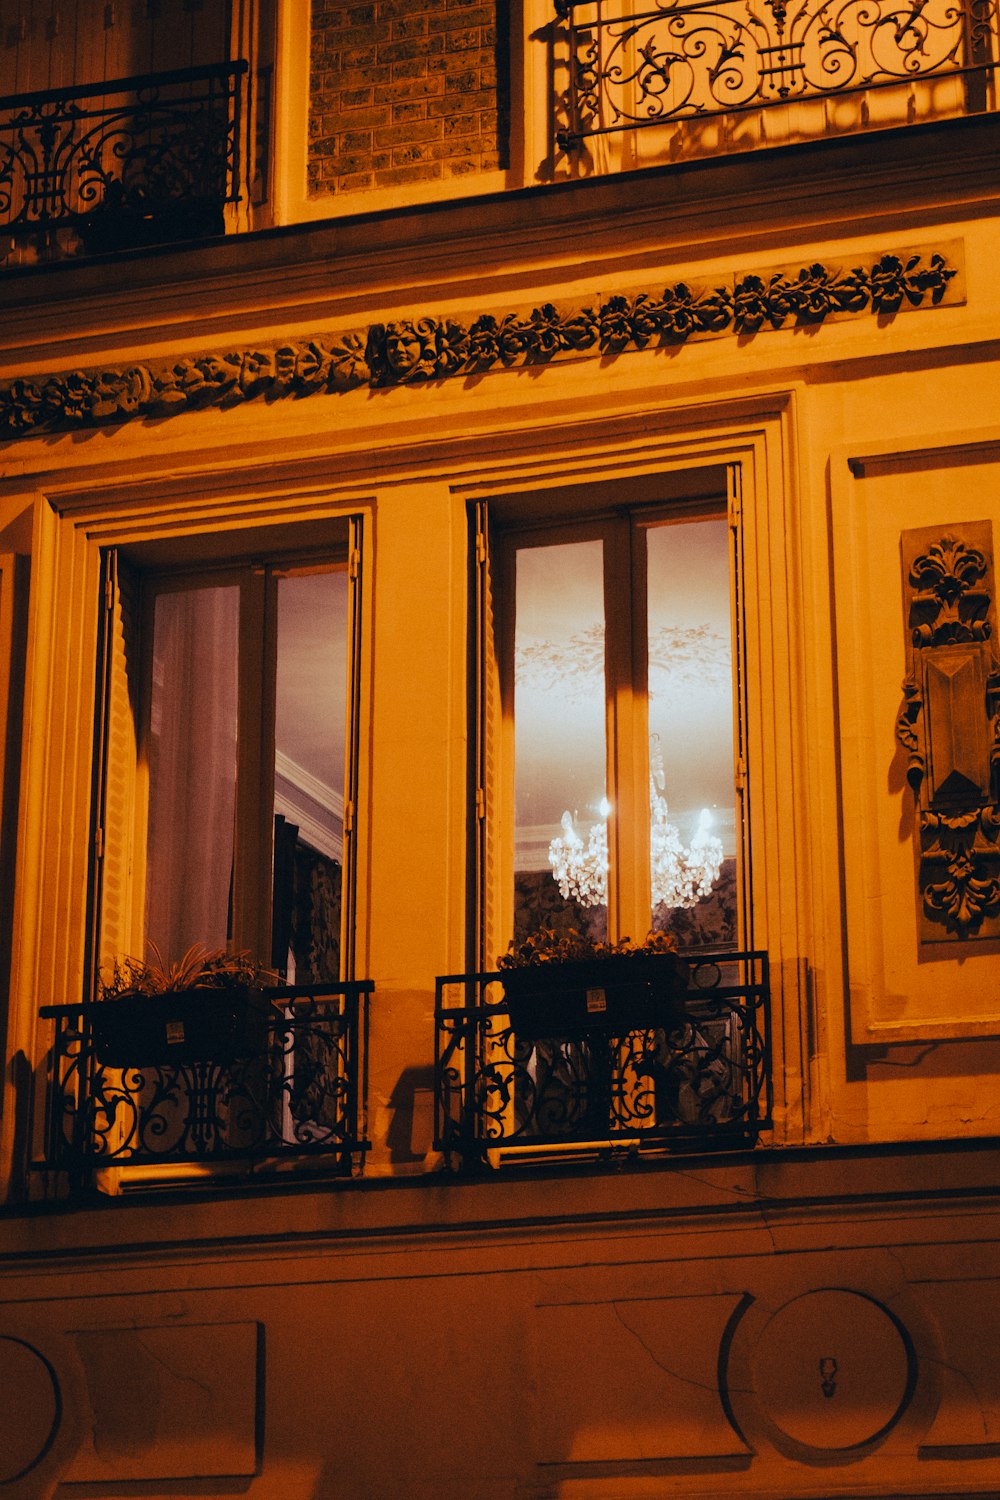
[{"x1": 548, "y1": 736, "x2": 724, "y2": 909}]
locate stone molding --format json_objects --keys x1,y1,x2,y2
[{"x1": 0, "y1": 247, "x2": 960, "y2": 441}]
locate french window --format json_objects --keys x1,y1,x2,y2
[
  {"x1": 91, "y1": 525, "x2": 363, "y2": 992},
  {"x1": 474, "y1": 477, "x2": 748, "y2": 966}
]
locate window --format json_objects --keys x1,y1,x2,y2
[
  {"x1": 91, "y1": 527, "x2": 362, "y2": 993},
  {"x1": 473, "y1": 479, "x2": 746, "y2": 966}
]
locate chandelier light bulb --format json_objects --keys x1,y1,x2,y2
[{"x1": 548, "y1": 752, "x2": 723, "y2": 911}]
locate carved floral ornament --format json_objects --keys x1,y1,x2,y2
[
  {"x1": 896, "y1": 524, "x2": 1000, "y2": 941},
  {"x1": 0, "y1": 248, "x2": 960, "y2": 441}
]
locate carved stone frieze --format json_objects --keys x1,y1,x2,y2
[
  {"x1": 897, "y1": 521, "x2": 1000, "y2": 941},
  {"x1": 0, "y1": 245, "x2": 961, "y2": 441}
]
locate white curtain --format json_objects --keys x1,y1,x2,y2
[{"x1": 144, "y1": 585, "x2": 240, "y2": 968}]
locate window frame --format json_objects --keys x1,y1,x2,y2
[
  {"x1": 473, "y1": 470, "x2": 750, "y2": 966},
  {"x1": 89, "y1": 524, "x2": 364, "y2": 995}
]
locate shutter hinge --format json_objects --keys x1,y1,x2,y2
[
  {"x1": 349, "y1": 548, "x2": 360, "y2": 581},
  {"x1": 104, "y1": 576, "x2": 113, "y2": 610},
  {"x1": 94, "y1": 825, "x2": 104, "y2": 859},
  {"x1": 728, "y1": 488, "x2": 742, "y2": 531},
  {"x1": 475, "y1": 786, "x2": 485, "y2": 821},
  {"x1": 475, "y1": 531, "x2": 487, "y2": 567},
  {"x1": 734, "y1": 758, "x2": 747, "y2": 794},
  {"x1": 343, "y1": 798, "x2": 354, "y2": 834}
]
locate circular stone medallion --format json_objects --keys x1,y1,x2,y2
[
  {"x1": 0, "y1": 1335, "x2": 61, "y2": 1481},
  {"x1": 751, "y1": 1289, "x2": 914, "y2": 1453}
]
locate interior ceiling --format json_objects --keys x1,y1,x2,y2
[{"x1": 514, "y1": 510, "x2": 736, "y2": 863}]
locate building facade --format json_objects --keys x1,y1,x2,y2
[{"x1": 1, "y1": 1, "x2": 1000, "y2": 1496}]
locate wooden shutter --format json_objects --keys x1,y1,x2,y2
[
  {"x1": 470, "y1": 500, "x2": 506, "y2": 973},
  {"x1": 340, "y1": 516, "x2": 364, "y2": 981},
  {"x1": 86, "y1": 550, "x2": 141, "y2": 997},
  {"x1": 728, "y1": 461, "x2": 751, "y2": 949}
]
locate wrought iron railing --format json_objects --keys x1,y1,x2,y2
[
  {"x1": 435, "y1": 950, "x2": 770, "y2": 1168},
  {"x1": 555, "y1": 0, "x2": 997, "y2": 148},
  {"x1": 38, "y1": 982, "x2": 371, "y2": 1188},
  {"x1": 0, "y1": 61, "x2": 247, "y2": 264}
]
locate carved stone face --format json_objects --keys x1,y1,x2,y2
[{"x1": 384, "y1": 323, "x2": 422, "y2": 374}]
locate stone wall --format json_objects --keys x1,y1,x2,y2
[{"x1": 308, "y1": 0, "x2": 505, "y2": 197}]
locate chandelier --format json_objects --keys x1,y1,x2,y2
[{"x1": 548, "y1": 736, "x2": 724, "y2": 910}]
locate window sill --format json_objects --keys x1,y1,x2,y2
[{"x1": 7, "y1": 1136, "x2": 1000, "y2": 1266}]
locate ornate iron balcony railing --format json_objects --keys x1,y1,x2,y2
[
  {"x1": 0, "y1": 60, "x2": 248, "y2": 264},
  {"x1": 555, "y1": 0, "x2": 998, "y2": 148},
  {"x1": 38, "y1": 982, "x2": 372, "y2": 1189},
  {"x1": 435, "y1": 950, "x2": 770, "y2": 1169}
]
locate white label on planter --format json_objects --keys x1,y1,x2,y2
[
  {"x1": 586, "y1": 988, "x2": 607, "y2": 1014},
  {"x1": 165, "y1": 1021, "x2": 186, "y2": 1045}
]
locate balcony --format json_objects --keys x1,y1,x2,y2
[
  {"x1": 555, "y1": 0, "x2": 999, "y2": 161},
  {"x1": 37, "y1": 982, "x2": 371, "y2": 1190},
  {"x1": 0, "y1": 61, "x2": 248, "y2": 270},
  {"x1": 435, "y1": 950, "x2": 771, "y2": 1170}
]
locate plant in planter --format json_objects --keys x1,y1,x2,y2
[
  {"x1": 496, "y1": 928, "x2": 690, "y2": 1041},
  {"x1": 91, "y1": 945, "x2": 278, "y2": 1067}
]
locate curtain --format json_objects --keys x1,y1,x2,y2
[{"x1": 144, "y1": 584, "x2": 239, "y2": 968}]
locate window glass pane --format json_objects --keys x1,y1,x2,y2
[
  {"x1": 646, "y1": 516, "x2": 736, "y2": 946},
  {"x1": 145, "y1": 584, "x2": 240, "y2": 967},
  {"x1": 514, "y1": 539, "x2": 608, "y2": 942},
  {"x1": 272, "y1": 568, "x2": 348, "y2": 982}
]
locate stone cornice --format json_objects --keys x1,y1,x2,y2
[{"x1": 0, "y1": 247, "x2": 961, "y2": 441}]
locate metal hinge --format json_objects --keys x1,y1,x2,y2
[
  {"x1": 343, "y1": 798, "x2": 354, "y2": 834},
  {"x1": 94, "y1": 825, "x2": 104, "y2": 859},
  {"x1": 734, "y1": 758, "x2": 747, "y2": 795},
  {"x1": 728, "y1": 486, "x2": 742, "y2": 531},
  {"x1": 104, "y1": 575, "x2": 113, "y2": 610},
  {"x1": 475, "y1": 787, "x2": 485, "y2": 821},
  {"x1": 349, "y1": 548, "x2": 360, "y2": 581},
  {"x1": 475, "y1": 531, "x2": 487, "y2": 567}
]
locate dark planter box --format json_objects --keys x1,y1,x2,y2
[
  {"x1": 90, "y1": 986, "x2": 270, "y2": 1068},
  {"x1": 500, "y1": 955, "x2": 690, "y2": 1041}
]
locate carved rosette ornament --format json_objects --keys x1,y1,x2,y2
[
  {"x1": 0, "y1": 246, "x2": 961, "y2": 442},
  {"x1": 897, "y1": 522, "x2": 1000, "y2": 941}
]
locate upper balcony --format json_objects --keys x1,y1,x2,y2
[
  {"x1": 1, "y1": 0, "x2": 998, "y2": 280},
  {"x1": 546, "y1": 0, "x2": 1000, "y2": 175},
  {"x1": 0, "y1": 0, "x2": 269, "y2": 274},
  {"x1": 0, "y1": 61, "x2": 250, "y2": 270}
]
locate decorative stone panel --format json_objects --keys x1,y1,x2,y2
[
  {"x1": 66, "y1": 1322, "x2": 261, "y2": 1482},
  {"x1": 897, "y1": 521, "x2": 1000, "y2": 942}
]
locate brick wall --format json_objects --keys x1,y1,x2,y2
[{"x1": 308, "y1": 0, "x2": 507, "y2": 197}]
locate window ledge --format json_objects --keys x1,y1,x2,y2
[{"x1": 5, "y1": 1136, "x2": 1000, "y2": 1267}]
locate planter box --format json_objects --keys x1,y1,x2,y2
[
  {"x1": 89, "y1": 986, "x2": 270, "y2": 1067},
  {"x1": 500, "y1": 955, "x2": 690, "y2": 1042}
]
